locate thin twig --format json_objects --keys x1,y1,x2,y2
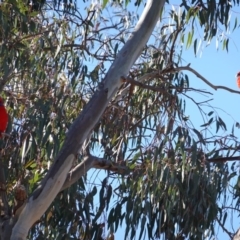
[
  {"x1": 207, "y1": 156, "x2": 240, "y2": 163},
  {"x1": 169, "y1": 27, "x2": 182, "y2": 63},
  {"x1": 123, "y1": 65, "x2": 238, "y2": 96},
  {"x1": 216, "y1": 216, "x2": 233, "y2": 239},
  {"x1": 173, "y1": 65, "x2": 240, "y2": 94},
  {"x1": 122, "y1": 76, "x2": 166, "y2": 92}
]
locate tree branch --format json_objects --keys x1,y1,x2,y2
[
  {"x1": 10, "y1": 0, "x2": 165, "y2": 239},
  {"x1": 61, "y1": 155, "x2": 130, "y2": 191},
  {"x1": 122, "y1": 75, "x2": 214, "y2": 95},
  {"x1": 174, "y1": 66, "x2": 240, "y2": 94},
  {"x1": 216, "y1": 217, "x2": 233, "y2": 239},
  {"x1": 207, "y1": 156, "x2": 240, "y2": 163}
]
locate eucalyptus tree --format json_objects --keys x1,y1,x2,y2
[{"x1": 0, "y1": 0, "x2": 240, "y2": 239}]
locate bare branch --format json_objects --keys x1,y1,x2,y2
[
  {"x1": 207, "y1": 156, "x2": 240, "y2": 163},
  {"x1": 61, "y1": 154, "x2": 130, "y2": 191},
  {"x1": 123, "y1": 75, "x2": 214, "y2": 95},
  {"x1": 122, "y1": 75, "x2": 166, "y2": 92},
  {"x1": 216, "y1": 217, "x2": 233, "y2": 239},
  {"x1": 174, "y1": 66, "x2": 240, "y2": 94}
]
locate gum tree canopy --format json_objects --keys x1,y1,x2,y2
[{"x1": 0, "y1": 0, "x2": 240, "y2": 239}]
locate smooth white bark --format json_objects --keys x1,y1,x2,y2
[
  {"x1": 10, "y1": 0, "x2": 165, "y2": 239},
  {"x1": 11, "y1": 155, "x2": 75, "y2": 240}
]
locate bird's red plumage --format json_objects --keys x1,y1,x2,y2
[
  {"x1": 237, "y1": 77, "x2": 240, "y2": 88},
  {"x1": 0, "y1": 97, "x2": 8, "y2": 138}
]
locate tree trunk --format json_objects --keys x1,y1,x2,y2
[{"x1": 5, "y1": 0, "x2": 166, "y2": 239}]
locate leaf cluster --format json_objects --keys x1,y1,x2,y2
[{"x1": 0, "y1": 0, "x2": 240, "y2": 239}]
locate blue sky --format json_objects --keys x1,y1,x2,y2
[
  {"x1": 79, "y1": 1, "x2": 240, "y2": 239},
  {"x1": 181, "y1": 27, "x2": 240, "y2": 240},
  {"x1": 90, "y1": 32, "x2": 240, "y2": 240},
  {"x1": 186, "y1": 23, "x2": 240, "y2": 240},
  {"x1": 183, "y1": 30, "x2": 240, "y2": 127},
  {"x1": 113, "y1": 3, "x2": 240, "y2": 239}
]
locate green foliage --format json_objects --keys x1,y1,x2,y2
[{"x1": 0, "y1": 0, "x2": 240, "y2": 239}]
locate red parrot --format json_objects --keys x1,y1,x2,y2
[
  {"x1": 0, "y1": 97, "x2": 8, "y2": 138},
  {"x1": 237, "y1": 72, "x2": 240, "y2": 88}
]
